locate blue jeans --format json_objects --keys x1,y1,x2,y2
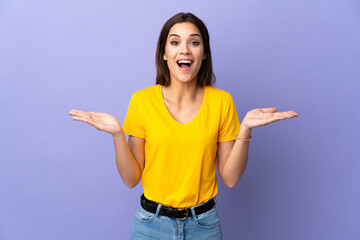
[{"x1": 131, "y1": 199, "x2": 222, "y2": 240}]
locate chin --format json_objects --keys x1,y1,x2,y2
[
  {"x1": 177, "y1": 79, "x2": 197, "y2": 85},
  {"x1": 173, "y1": 74, "x2": 198, "y2": 84}
]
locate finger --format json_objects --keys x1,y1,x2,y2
[
  {"x1": 88, "y1": 111, "x2": 103, "y2": 117},
  {"x1": 68, "y1": 109, "x2": 86, "y2": 116},
  {"x1": 260, "y1": 117, "x2": 282, "y2": 126},
  {"x1": 273, "y1": 112, "x2": 297, "y2": 120},
  {"x1": 272, "y1": 113, "x2": 292, "y2": 119},
  {"x1": 68, "y1": 109, "x2": 79, "y2": 115},
  {"x1": 260, "y1": 107, "x2": 277, "y2": 113},
  {"x1": 71, "y1": 116, "x2": 90, "y2": 123},
  {"x1": 72, "y1": 116, "x2": 100, "y2": 128},
  {"x1": 276, "y1": 110, "x2": 298, "y2": 116},
  {"x1": 69, "y1": 110, "x2": 91, "y2": 118},
  {"x1": 281, "y1": 111, "x2": 299, "y2": 118},
  {"x1": 289, "y1": 111, "x2": 299, "y2": 116}
]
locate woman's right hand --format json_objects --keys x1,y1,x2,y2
[{"x1": 68, "y1": 109, "x2": 123, "y2": 136}]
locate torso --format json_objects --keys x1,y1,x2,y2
[{"x1": 122, "y1": 84, "x2": 240, "y2": 207}]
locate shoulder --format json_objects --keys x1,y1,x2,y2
[
  {"x1": 131, "y1": 84, "x2": 161, "y2": 100},
  {"x1": 206, "y1": 86, "x2": 233, "y2": 101}
]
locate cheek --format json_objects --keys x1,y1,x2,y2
[
  {"x1": 196, "y1": 48, "x2": 205, "y2": 60},
  {"x1": 196, "y1": 51, "x2": 205, "y2": 64},
  {"x1": 164, "y1": 45, "x2": 175, "y2": 58}
]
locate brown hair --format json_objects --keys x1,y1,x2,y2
[{"x1": 155, "y1": 12, "x2": 216, "y2": 87}]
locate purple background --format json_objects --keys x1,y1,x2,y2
[{"x1": 1, "y1": 0, "x2": 359, "y2": 239}]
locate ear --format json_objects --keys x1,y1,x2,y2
[
  {"x1": 163, "y1": 54, "x2": 167, "y2": 61},
  {"x1": 202, "y1": 54, "x2": 206, "y2": 60}
]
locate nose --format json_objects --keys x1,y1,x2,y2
[{"x1": 180, "y1": 43, "x2": 190, "y2": 55}]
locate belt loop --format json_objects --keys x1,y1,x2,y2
[
  {"x1": 190, "y1": 206, "x2": 197, "y2": 221},
  {"x1": 155, "y1": 202, "x2": 162, "y2": 217}
]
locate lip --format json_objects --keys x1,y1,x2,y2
[
  {"x1": 176, "y1": 58, "x2": 193, "y2": 62},
  {"x1": 176, "y1": 59, "x2": 193, "y2": 71}
]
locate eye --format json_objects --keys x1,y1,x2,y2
[
  {"x1": 190, "y1": 41, "x2": 200, "y2": 46},
  {"x1": 170, "y1": 41, "x2": 179, "y2": 45}
]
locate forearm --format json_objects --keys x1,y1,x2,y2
[
  {"x1": 219, "y1": 106, "x2": 299, "y2": 188},
  {"x1": 112, "y1": 131, "x2": 142, "y2": 188},
  {"x1": 220, "y1": 125, "x2": 252, "y2": 188}
]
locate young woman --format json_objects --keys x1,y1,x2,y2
[{"x1": 68, "y1": 12, "x2": 298, "y2": 240}]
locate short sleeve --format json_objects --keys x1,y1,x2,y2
[
  {"x1": 218, "y1": 93, "x2": 240, "y2": 142},
  {"x1": 122, "y1": 92, "x2": 145, "y2": 138}
]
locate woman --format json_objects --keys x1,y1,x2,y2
[{"x1": 68, "y1": 12, "x2": 298, "y2": 240}]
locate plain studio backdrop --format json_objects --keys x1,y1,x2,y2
[{"x1": 0, "y1": 0, "x2": 359, "y2": 239}]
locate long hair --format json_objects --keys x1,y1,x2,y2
[{"x1": 155, "y1": 13, "x2": 215, "y2": 87}]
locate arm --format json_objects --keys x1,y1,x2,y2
[
  {"x1": 217, "y1": 108, "x2": 298, "y2": 188},
  {"x1": 217, "y1": 125, "x2": 251, "y2": 188},
  {"x1": 68, "y1": 109, "x2": 144, "y2": 188},
  {"x1": 113, "y1": 132, "x2": 144, "y2": 188}
]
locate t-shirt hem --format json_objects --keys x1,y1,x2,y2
[
  {"x1": 123, "y1": 129, "x2": 145, "y2": 139},
  {"x1": 218, "y1": 136, "x2": 237, "y2": 142}
]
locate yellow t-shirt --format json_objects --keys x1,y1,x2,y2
[{"x1": 123, "y1": 84, "x2": 240, "y2": 208}]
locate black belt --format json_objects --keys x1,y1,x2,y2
[{"x1": 140, "y1": 194, "x2": 215, "y2": 220}]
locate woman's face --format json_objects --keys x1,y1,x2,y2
[{"x1": 163, "y1": 22, "x2": 205, "y2": 85}]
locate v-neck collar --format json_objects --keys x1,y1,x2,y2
[{"x1": 158, "y1": 84, "x2": 207, "y2": 126}]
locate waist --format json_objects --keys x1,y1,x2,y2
[{"x1": 140, "y1": 194, "x2": 216, "y2": 219}]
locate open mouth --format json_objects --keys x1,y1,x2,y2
[{"x1": 177, "y1": 60, "x2": 193, "y2": 69}]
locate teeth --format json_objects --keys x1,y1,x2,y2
[{"x1": 177, "y1": 60, "x2": 192, "y2": 64}]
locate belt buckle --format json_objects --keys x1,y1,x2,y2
[{"x1": 176, "y1": 207, "x2": 189, "y2": 220}]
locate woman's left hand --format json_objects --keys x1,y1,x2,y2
[{"x1": 241, "y1": 108, "x2": 298, "y2": 129}]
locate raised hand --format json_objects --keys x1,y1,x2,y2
[
  {"x1": 68, "y1": 109, "x2": 123, "y2": 136},
  {"x1": 241, "y1": 108, "x2": 298, "y2": 129}
]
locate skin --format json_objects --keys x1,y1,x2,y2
[
  {"x1": 68, "y1": 22, "x2": 299, "y2": 189},
  {"x1": 162, "y1": 22, "x2": 206, "y2": 124}
]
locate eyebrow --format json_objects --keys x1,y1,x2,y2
[{"x1": 168, "y1": 33, "x2": 201, "y2": 38}]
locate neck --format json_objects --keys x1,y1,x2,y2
[{"x1": 163, "y1": 80, "x2": 201, "y2": 105}]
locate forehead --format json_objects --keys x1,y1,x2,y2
[{"x1": 168, "y1": 22, "x2": 201, "y2": 38}]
